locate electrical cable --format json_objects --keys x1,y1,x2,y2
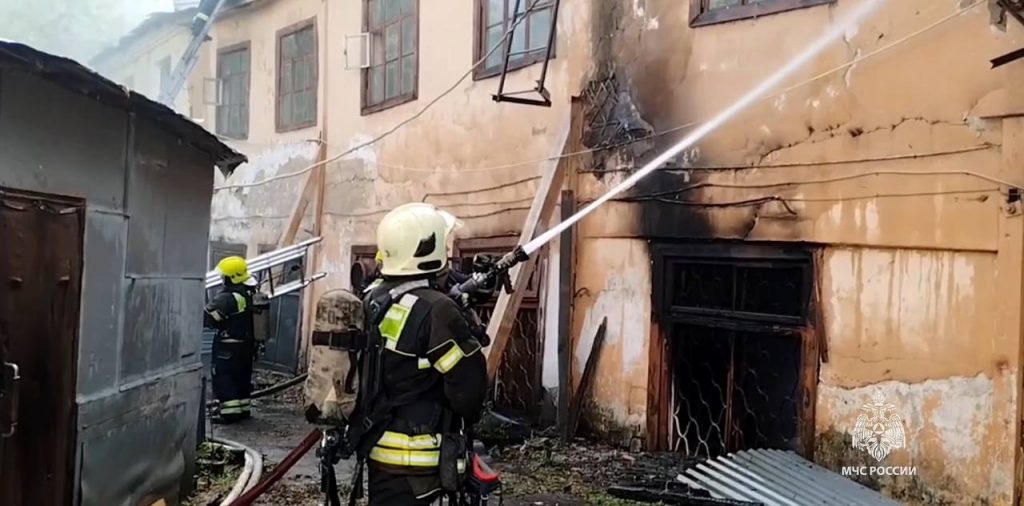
[
  {"x1": 613, "y1": 167, "x2": 1015, "y2": 202},
  {"x1": 265, "y1": 0, "x2": 989, "y2": 178},
  {"x1": 419, "y1": 144, "x2": 999, "y2": 199},
  {"x1": 299, "y1": 144, "x2": 1001, "y2": 218},
  {"x1": 212, "y1": 0, "x2": 549, "y2": 192},
  {"x1": 581, "y1": 143, "x2": 996, "y2": 173},
  {"x1": 325, "y1": 205, "x2": 533, "y2": 220},
  {"x1": 603, "y1": 188, "x2": 998, "y2": 211}
]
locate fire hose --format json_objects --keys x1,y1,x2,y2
[
  {"x1": 225, "y1": 429, "x2": 322, "y2": 506},
  {"x1": 211, "y1": 437, "x2": 263, "y2": 506},
  {"x1": 206, "y1": 373, "x2": 309, "y2": 409}
]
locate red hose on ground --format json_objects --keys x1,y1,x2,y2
[{"x1": 228, "y1": 428, "x2": 322, "y2": 506}]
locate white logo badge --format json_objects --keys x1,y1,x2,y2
[{"x1": 851, "y1": 391, "x2": 906, "y2": 462}]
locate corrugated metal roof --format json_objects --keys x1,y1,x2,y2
[
  {"x1": 0, "y1": 40, "x2": 245, "y2": 173},
  {"x1": 678, "y1": 449, "x2": 902, "y2": 506}
]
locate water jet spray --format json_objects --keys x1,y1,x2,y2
[{"x1": 451, "y1": 0, "x2": 886, "y2": 299}]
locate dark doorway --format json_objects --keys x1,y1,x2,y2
[
  {"x1": 651, "y1": 243, "x2": 817, "y2": 458},
  {"x1": 0, "y1": 187, "x2": 84, "y2": 506}
]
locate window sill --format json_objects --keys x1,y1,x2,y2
[
  {"x1": 361, "y1": 92, "x2": 418, "y2": 116},
  {"x1": 689, "y1": 0, "x2": 834, "y2": 27},
  {"x1": 216, "y1": 132, "x2": 249, "y2": 141},
  {"x1": 275, "y1": 120, "x2": 317, "y2": 133}
]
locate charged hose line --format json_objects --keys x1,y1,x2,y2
[
  {"x1": 206, "y1": 373, "x2": 309, "y2": 409},
  {"x1": 226, "y1": 429, "x2": 322, "y2": 506},
  {"x1": 209, "y1": 438, "x2": 261, "y2": 506}
]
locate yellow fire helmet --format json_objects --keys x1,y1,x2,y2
[{"x1": 216, "y1": 256, "x2": 257, "y2": 287}]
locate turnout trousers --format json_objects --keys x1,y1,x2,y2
[
  {"x1": 212, "y1": 338, "x2": 254, "y2": 423},
  {"x1": 368, "y1": 464, "x2": 443, "y2": 506}
]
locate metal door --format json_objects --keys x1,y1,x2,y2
[
  {"x1": 0, "y1": 188, "x2": 83, "y2": 506},
  {"x1": 255, "y1": 249, "x2": 303, "y2": 374}
]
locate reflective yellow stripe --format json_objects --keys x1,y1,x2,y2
[
  {"x1": 207, "y1": 310, "x2": 224, "y2": 322},
  {"x1": 417, "y1": 358, "x2": 431, "y2": 370},
  {"x1": 378, "y1": 305, "x2": 410, "y2": 342},
  {"x1": 232, "y1": 293, "x2": 247, "y2": 313},
  {"x1": 434, "y1": 344, "x2": 465, "y2": 374},
  {"x1": 220, "y1": 406, "x2": 245, "y2": 415},
  {"x1": 378, "y1": 295, "x2": 419, "y2": 350},
  {"x1": 369, "y1": 447, "x2": 440, "y2": 467},
  {"x1": 377, "y1": 431, "x2": 441, "y2": 450},
  {"x1": 221, "y1": 399, "x2": 251, "y2": 407}
]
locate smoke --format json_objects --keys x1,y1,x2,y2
[{"x1": 0, "y1": 0, "x2": 175, "y2": 63}]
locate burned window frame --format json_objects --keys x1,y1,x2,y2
[
  {"x1": 216, "y1": 41, "x2": 251, "y2": 140},
  {"x1": 647, "y1": 242, "x2": 821, "y2": 456},
  {"x1": 473, "y1": 0, "x2": 557, "y2": 80},
  {"x1": 689, "y1": 0, "x2": 835, "y2": 27},
  {"x1": 276, "y1": 17, "x2": 319, "y2": 132},
  {"x1": 361, "y1": 0, "x2": 419, "y2": 115}
]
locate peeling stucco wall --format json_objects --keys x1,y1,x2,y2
[
  {"x1": 816, "y1": 247, "x2": 1015, "y2": 503},
  {"x1": 571, "y1": 238, "x2": 651, "y2": 442},
  {"x1": 209, "y1": 140, "x2": 319, "y2": 252},
  {"x1": 567, "y1": 0, "x2": 1024, "y2": 501}
]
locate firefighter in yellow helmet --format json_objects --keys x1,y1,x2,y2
[
  {"x1": 204, "y1": 256, "x2": 259, "y2": 423},
  {"x1": 346, "y1": 203, "x2": 486, "y2": 505}
]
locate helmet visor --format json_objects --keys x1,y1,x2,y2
[
  {"x1": 439, "y1": 210, "x2": 462, "y2": 252},
  {"x1": 440, "y1": 210, "x2": 463, "y2": 236}
]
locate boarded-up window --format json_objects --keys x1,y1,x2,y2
[
  {"x1": 362, "y1": 0, "x2": 418, "y2": 114},
  {"x1": 474, "y1": 0, "x2": 555, "y2": 80},
  {"x1": 277, "y1": 19, "x2": 318, "y2": 132},
  {"x1": 216, "y1": 43, "x2": 250, "y2": 140},
  {"x1": 689, "y1": 0, "x2": 834, "y2": 27}
]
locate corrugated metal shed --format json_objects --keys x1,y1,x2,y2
[{"x1": 678, "y1": 449, "x2": 902, "y2": 506}]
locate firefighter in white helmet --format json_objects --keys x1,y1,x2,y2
[{"x1": 345, "y1": 203, "x2": 487, "y2": 505}]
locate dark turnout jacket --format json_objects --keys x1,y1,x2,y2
[{"x1": 361, "y1": 278, "x2": 487, "y2": 473}]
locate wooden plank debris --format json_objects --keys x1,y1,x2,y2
[{"x1": 569, "y1": 316, "x2": 607, "y2": 438}]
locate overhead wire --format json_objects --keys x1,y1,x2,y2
[
  {"x1": 213, "y1": 0, "x2": 993, "y2": 218},
  {"x1": 271, "y1": 0, "x2": 988, "y2": 178},
  {"x1": 606, "y1": 188, "x2": 998, "y2": 215},
  {"x1": 613, "y1": 167, "x2": 1015, "y2": 201},
  {"x1": 418, "y1": 143, "x2": 999, "y2": 203},
  {"x1": 212, "y1": 0, "x2": 548, "y2": 192}
]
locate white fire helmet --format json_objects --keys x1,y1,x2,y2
[{"x1": 376, "y1": 203, "x2": 462, "y2": 277}]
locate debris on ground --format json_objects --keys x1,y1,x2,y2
[
  {"x1": 490, "y1": 436, "x2": 702, "y2": 505},
  {"x1": 190, "y1": 370, "x2": 713, "y2": 505}
]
